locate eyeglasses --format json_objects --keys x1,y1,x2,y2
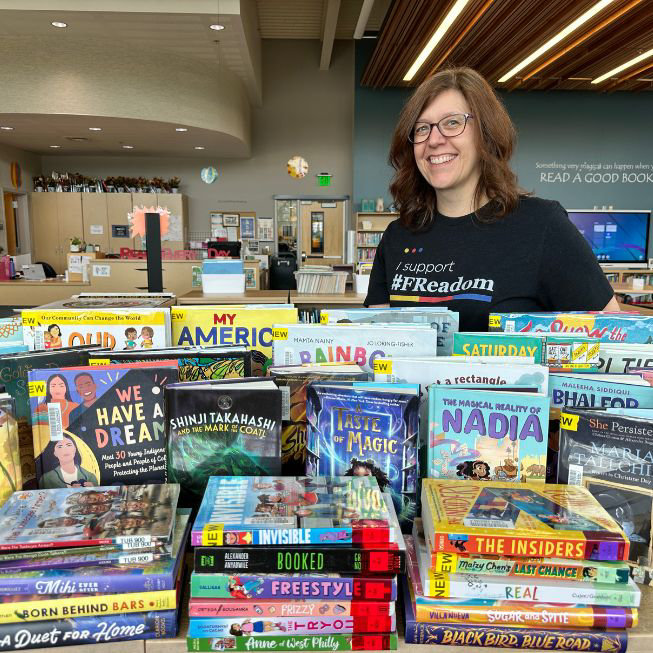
[{"x1": 409, "y1": 113, "x2": 474, "y2": 143}]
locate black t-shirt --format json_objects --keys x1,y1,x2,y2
[{"x1": 364, "y1": 196, "x2": 614, "y2": 332}]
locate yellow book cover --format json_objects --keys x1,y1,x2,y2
[
  {"x1": 171, "y1": 305, "x2": 297, "y2": 374},
  {"x1": 0, "y1": 589, "x2": 176, "y2": 623},
  {"x1": 422, "y1": 480, "x2": 628, "y2": 562}
]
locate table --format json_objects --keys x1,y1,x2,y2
[{"x1": 177, "y1": 290, "x2": 290, "y2": 305}]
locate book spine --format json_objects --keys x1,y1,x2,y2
[
  {"x1": 188, "y1": 614, "x2": 396, "y2": 637},
  {"x1": 0, "y1": 610, "x2": 177, "y2": 650},
  {"x1": 189, "y1": 600, "x2": 395, "y2": 618},
  {"x1": 0, "y1": 550, "x2": 161, "y2": 574},
  {"x1": 194, "y1": 546, "x2": 404, "y2": 574},
  {"x1": 0, "y1": 544, "x2": 121, "y2": 564},
  {"x1": 423, "y1": 573, "x2": 639, "y2": 608},
  {"x1": 0, "y1": 589, "x2": 176, "y2": 624},
  {"x1": 403, "y1": 622, "x2": 627, "y2": 652},
  {"x1": 187, "y1": 633, "x2": 399, "y2": 652},
  {"x1": 191, "y1": 574, "x2": 397, "y2": 601}
]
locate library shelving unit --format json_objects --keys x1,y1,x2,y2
[{"x1": 355, "y1": 212, "x2": 398, "y2": 264}]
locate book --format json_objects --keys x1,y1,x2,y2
[
  {"x1": 489, "y1": 311, "x2": 653, "y2": 343},
  {"x1": 187, "y1": 633, "x2": 399, "y2": 651},
  {"x1": 271, "y1": 324, "x2": 437, "y2": 373},
  {"x1": 191, "y1": 476, "x2": 401, "y2": 547},
  {"x1": 427, "y1": 387, "x2": 549, "y2": 482},
  {"x1": 0, "y1": 395, "x2": 21, "y2": 505},
  {"x1": 629, "y1": 366, "x2": 653, "y2": 384},
  {"x1": 267, "y1": 364, "x2": 369, "y2": 476},
  {"x1": 421, "y1": 479, "x2": 629, "y2": 561},
  {"x1": 558, "y1": 408, "x2": 653, "y2": 575},
  {"x1": 37, "y1": 294, "x2": 175, "y2": 309},
  {"x1": 28, "y1": 361, "x2": 178, "y2": 488},
  {"x1": 189, "y1": 599, "x2": 395, "y2": 618},
  {"x1": 306, "y1": 382, "x2": 419, "y2": 530},
  {"x1": 319, "y1": 308, "x2": 459, "y2": 355},
  {"x1": 599, "y1": 343, "x2": 653, "y2": 373},
  {"x1": 88, "y1": 345, "x2": 252, "y2": 380},
  {"x1": 0, "y1": 508, "x2": 189, "y2": 595},
  {"x1": 166, "y1": 378, "x2": 282, "y2": 500},
  {"x1": 170, "y1": 305, "x2": 298, "y2": 374},
  {"x1": 0, "y1": 347, "x2": 97, "y2": 489},
  {"x1": 187, "y1": 614, "x2": 395, "y2": 637},
  {"x1": 404, "y1": 535, "x2": 637, "y2": 629},
  {"x1": 21, "y1": 308, "x2": 171, "y2": 351},
  {"x1": 0, "y1": 483, "x2": 179, "y2": 551},
  {"x1": 0, "y1": 316, "x2": 23, "y2": 347}
]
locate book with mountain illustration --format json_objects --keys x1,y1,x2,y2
[{"x1": 28, "y1": 361, "x2": 178, "y2": 488}]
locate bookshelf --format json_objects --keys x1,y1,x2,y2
[{"x1": 355, "y1": 212, "x2": 398, "y2": 265}]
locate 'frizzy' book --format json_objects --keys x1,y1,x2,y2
[
  {"x1": 189, "y1": 599, "x2": 394, "y2": 618},
  {"x1": 421, "y1": 480, "x2": 629, "y2": 562},
  {"x1": 427, "y1": 387, "x2": 548, "y2": 482},
  {"x1": 272, "y1": 324, "x2": 437, "y2": 373},
  {"x1": 0, "y1": 483, "x2": 179, "y2": 550},
  {"x1": 191, "y1": 476, "x2": 401, "y2": 547},
  {"x1": 305, "y1": 382, "x2": 419, "y2": 530},
  {"x1": 21, "y1": 308, "x2": 171, "y2": 351},
  {"x1": 28, "y1": 361, "x2": 178, "y2": 487}
]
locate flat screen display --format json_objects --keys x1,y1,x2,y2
[{"x1": 566, "y1": 210, "x2": 650, "y2": 263}]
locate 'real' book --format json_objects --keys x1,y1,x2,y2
[
  {"x1": 0, "y1": 395, "x2": 21, "y2": 506},
  {"x1": 268, "y1": 364, "x2": 369, "y2": 476},
  {"x1": 0, "y1": 508, "x2": 190, "y2": 595},
  {"x1": 165, "y1": 378, "x2": 282, "y2": 501},
  {"x1": 191, "y1": 476, "x2": 401, "y2": 547},
  {"x1": 88, "y1": 345, "x2": 252, "y2": 380},
  {"x1": 271, "y1": 323, "x2": 437, "y2": 373},
  {"x1": 305, "y1": 382, "x2": 419, "y2": 530},
  {"x1": 28, "y1": 361, "x2": 178, "y2": 488},
  {"x1": 427, "y1": 386, "x2": 549, "y2": 482},
  {"x1": 21, "y1": 307, "x2": 171, "y2": 351},
  {"x1": 0, "y1": 483, "x2": 179, "y2": 551},
  {"x1": 421, "y1": 479, "x2": 629, "y2": 562}
]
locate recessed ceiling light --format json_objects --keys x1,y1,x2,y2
[
  {"x1": 122, "y1": 145, "x2": 134, "y2": 149},
  {"x1": 0, "y1": 126, "x2": 13, "y2": 131},
  {"x1": 88, "y1": 127, "x2": 102, "y2": 131},
  {"x1": 175, "y1": 127, "x2": 188, "y2": 132},
  {"x1": 51, "y1": 21, "x2": 68, "y2": 28},
  {"x1": 49, "y1": 145, "x2": 61, "y2": 148},
  {"x1": 209, "y1": 24, "x2": 225, "y2": 31},
  {"x1": 194, "y1": 146, "x2": 205, "y2": 150}
]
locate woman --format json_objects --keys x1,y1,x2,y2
[
  {"x1": 46, "y1": 324, "x2": 62, "y2": 348},
  {"x1": 365, "y1": 67, "x2": 618, "y2": 331},
  {"x1": 34, "y1": 374, "x2": 79, "y2": 429},
  {"x1": 38, "y1": 434, "x2": 98, "y2": 488}
]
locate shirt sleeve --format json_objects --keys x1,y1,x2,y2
[
  {"x1": 364, "y1": 231, "x2": 390, "y2": 306},
  {"x1": 537, "y1": 202, "x2": 615, "y2": 311}
]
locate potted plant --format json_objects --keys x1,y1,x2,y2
[
  {"x1": 33, "y1": 176, "x2": 45, "y2": 192},
  {"x1": 169, "y1": 177, "x2": 181, "y2": 193},
  {"x1": 70, "y1": 237, "x2": 82, "y2": 252},
  {"x1": 105, "y1": 176, "x2": 115, "y2": 192}
]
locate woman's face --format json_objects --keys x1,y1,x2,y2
[
  {"x1": 54, "y1": 437, "x2": 76, "y2": 464},
  {"x1": 49, "y1": 377, "x2": 68, "y2": 400},
  {"x1": 413, "y1": 88, "x2": 481, "y2": 202},
  {"x1": 50, "y1": 326, "x2": 61, "y2": 337}
]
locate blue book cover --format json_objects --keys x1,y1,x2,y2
[
  {"x1": 427, "y1": 387, "x2": 549, "y2": 482},
  {"x1": 305, "y1": 383, "x2": 419, "y2": 530}
]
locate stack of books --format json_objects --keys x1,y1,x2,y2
[
  {"x1": 404, "y1": 479, "x2": 639, "y2": 652},
  {"x1": 0, "y1": 484, "x2": 186, "y2": 650},
  {"x1": 187, "y1": 475, "x2": 402, "y2": 652}
]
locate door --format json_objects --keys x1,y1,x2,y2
[
  {"x1": 82, "y1": 193, "x2": 109, "y2": 253},
  {"x1": 29, "y1": 192, "x2": 59, "y2": 271},
  {"x1": 300, "y1": 201, "x2": 345, "y2": 266},
  {"x1": 56, "y1": 193, "x2": 84, "y2": 273},
  {"x1": 2, "y1": 193, "x2": 17, "y2": 255}
]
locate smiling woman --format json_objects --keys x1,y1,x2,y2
[{"x1": 364, "y1": 67, "x2": 619, "y2": 331}]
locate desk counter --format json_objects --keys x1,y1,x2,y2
[{"x1": 0, "y1": 279, "x2": 90, "y2": 308}]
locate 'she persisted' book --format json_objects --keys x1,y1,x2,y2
[
  {"x1": 0, "y1": 483, "x2": 179, "y2": 551},
  {"x1": 28, "y1": 361, "x2": 178, "y2": 487},
  {"x1": 165, "y1": 378, "x2": 282, "y2": 501},
  {"x1": 191, "y1": 476, "x2": 401, "y2": 547},
  {"x1": 267, "y1": 364, "x2": 369, "y2": 476},
  {"x1": 421, "y1": 479, "x2": 629, "y2": 562},
  {"x1": 427, "y1": 386, "x2": 549, "y2": 483},
  {"x1": 305, "y1": 382, "x2": 419, "y2": 531}
]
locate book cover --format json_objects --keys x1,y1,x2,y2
[
  {"x1": 170, "y1": 306, "x2": 298, "y2": 375},
  {"x1": 0, "y1": 396, "x2": 21, "y2": 505},
  {"x1": 38, "y1": 295, "x2": 174, "y2": 309},
  {"x1": 305, "y1": 383, "x2": 419, "y2": 530},
  {"x1": 319, "y1": 308, "x2": 459, "y2": 355},
  {"x1": 598, "y1": 344, "x2": 653, "y2": 373},
  {"x1": 166, "y1": 379, "x2": 282, "y2": 500},
  {"x1": 28, "y1": 361, "x2": 178, "y2": 487},
  {"x1": 0, "y1": 484, "x2": 179, "y2": 551},
  {"x1": 272, "y1": 324, "x2": 437, "y2": 373},
  {"x1": 21, "y1": 308, "x2": 171, "y2": 351},
  {"x1": 189, "y1": 599, "x2": 395, "y2": 618},
  {"x1": 0, "y1": 347, "x2": 97, "y2": 489},
  {"x1": 191, "y1": 476, "x2": 399, "y2": 547},
  {"x1": 421, "y1": 480, "x2": 629, "y2": 562},
  {"x1": 427, "y1": 387, "x2": 548, "y2": 482},
  {"x1": 187, "y1": 633, "x2": 399, "y2": 651},
  {"x1": 88, "y1": 346, "x2": 252, "y2": 380},
  {"x1": 0, "y1": 316, "x2": 23, "y2": 347}
]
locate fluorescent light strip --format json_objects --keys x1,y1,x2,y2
[
  {"x1": 592, "y1": 47, "x2": 653, "y2": 84},
  {"x1": 498, "y1": 0, "x2": 615, "y2": 83},
  {"x1": 403, "y1": 0, "x2": 471, "y2": 81}
]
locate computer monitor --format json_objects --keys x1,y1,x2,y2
[{"x1": 566, "y1": 209, "x2": 651, "y2": 264}]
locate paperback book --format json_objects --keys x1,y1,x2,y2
[
  {"x1": 0, "y1": 316, "x2": 22, "y2": 347},
  {"x1": 0, "y1": 396, "x2": 21, "y2": 505},
  {"x1": 189, "y1": 599, "x2": 394, "y2": 618},
  {"x1": 187, "y1": 633, "x2": 399, "y2": 651},
  {"x1": 598, "y1": 343, "x2": 653, "y2": 373},
  {"x1": 36, "y1": 295, "x2": 175, "y2": 309}
]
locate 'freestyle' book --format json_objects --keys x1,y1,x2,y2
[
  {"x1": 166, "y1": 378, "x2": 282, "y2": 500},
  {"x1": 28, "y1": 361, "x2": 178, "y2": 488}
]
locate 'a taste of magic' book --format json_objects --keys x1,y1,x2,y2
[{"x1": 28, "y1": 361, "x2": 178, "y2": 488}]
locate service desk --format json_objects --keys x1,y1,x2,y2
[
  {"x1": 0, "y1": 279, "x2": 91, "y2": 309},
  {"x1": 178, "y1": 290, "x2": 289, "y2": 305}
]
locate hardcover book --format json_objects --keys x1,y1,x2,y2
[
  {"x1": 0, "y1": 395, "x2": 21, "y2": 504},
  {"x1": 37, "y1": 294, "x2": 175, "y2": 309},
  {"x1": 28, "y1": 361, "x2": 178, "y2": 487},
  {"x1": 421, "y1": 479, "x2": 629, "y2": 562},
  {"x1": 0, "y1": 316, "x2": 23, "y2": 347},
  {"x1": 165, "y1": 378, "x2": 282, "y2": 500},
  {"x1": 305, "y1": 382, "x2": 419, "y2": 530},
  {"x1": 427, "y1": 387, "x2": 549, "y2": 482}
]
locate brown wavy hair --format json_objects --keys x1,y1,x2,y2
[{"x1": 389, "y1": 67, "x2": 522, "y2": 231}]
